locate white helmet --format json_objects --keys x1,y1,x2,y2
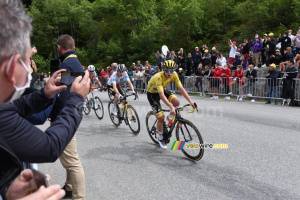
[
  {"x1": 88, "y1": 65, "x2": 95, "y2": 72},
  {"x1": 117, "y1": 64, "x2": 126, "y2": 72},
  {"x1": 111, "y1": 63, "x2": 118, "y2": 67}
]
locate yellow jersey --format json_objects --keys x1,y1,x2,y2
[{"x1": 147, "y1": 71, "x2": 183, "y2": 93}]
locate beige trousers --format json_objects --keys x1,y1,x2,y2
[
  {"x1": 60, "y1": 135, "x2": 85, "y2": 200},
  {"x1": 252, "y1": 52, "x2": 261, "y2": 67}
]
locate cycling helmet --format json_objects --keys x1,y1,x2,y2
[
  {"x1": 117, "y1": 64, "x2": 127, "y2": 72},
  {"x1": 111, "y1": 63, "x2": 118, "y2": 67},
  {"x1": 163, "y1": 60, "x2": 176, "y2": 69},
  {"x1": 88, "y1": 65, "x2": 95, "y2": 72}
]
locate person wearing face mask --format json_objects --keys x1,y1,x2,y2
[
  {"x1": 251, "y1": 36, "x2": 263, "y2": 69},
  {"x1": 220, "y1": 64, "x2": 232, "y2": 100},
  {"x1": 277, "y1": 31, "x2": 291, "y2": 56},
  {"x1": 0, "y1": 1, "x2": 90, "y2": 200},
  {"x1": 245, "y1": 64, "x2": 257, "y2": 102}
]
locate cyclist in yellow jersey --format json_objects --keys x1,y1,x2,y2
[{"x1": 147, "y1": 60, "x2": 197, "y2": 149}]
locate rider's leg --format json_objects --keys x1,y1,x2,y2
[{"x1": 156, "y1": 111, "x2": 165, "y2": 140}]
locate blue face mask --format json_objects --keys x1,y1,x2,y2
[{"x1": 6, "y1": 55, "x2": 32, "y2": 103}]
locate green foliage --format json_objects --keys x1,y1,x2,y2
[{"x1": 24, "y1": 0, "x2": 300, "y2": 67}]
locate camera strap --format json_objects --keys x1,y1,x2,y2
[{"x1": 63, "y1": 54, "x2": 77, "y2": 62}]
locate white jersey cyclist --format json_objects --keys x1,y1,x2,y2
[
  {"x1": 107, "y1": 71, "x2": 130, "y2": 86},
  {"x1": 91, "y1": 71, "x2": 99, "y2": 83}
]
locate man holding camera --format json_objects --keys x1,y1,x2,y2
[
  {"x1": 50, "y1": 34, "x2": 86, "y2": 200},
  {"x1": 0, "y1": 1, "x2": 90, "y2": 199}
]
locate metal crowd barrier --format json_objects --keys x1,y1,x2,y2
[
  {"x1": 165, "y1": 76, "x2": 300, "y2": 102},
  {"x1": 103, "y1": 73, "x2": 300, "y2": 103}
]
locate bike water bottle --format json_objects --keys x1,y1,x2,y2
[{"x1": 167, "y1": 114, "x2": 174, "y2": 128}]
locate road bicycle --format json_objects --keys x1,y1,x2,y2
[
  {"x1": 108, "y1": 93, "x2": 140, "y2": 134},
  {"x1": 146, "y1": 103, "x2": 204, "y2": 161},
  {"x1": 83, "y1": 87, "x2": 104, "y2": 120}
]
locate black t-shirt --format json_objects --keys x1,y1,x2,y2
[{"x1": 242, "y1": 42, "x2": 251, "y2": 54}]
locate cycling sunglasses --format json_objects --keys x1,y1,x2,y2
[{"x1": 165, "y1": 69, "x2": 175, "y2": 73}]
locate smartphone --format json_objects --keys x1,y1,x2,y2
[
  {"x1": 32, "y1": 169, "x2": 49, "y2": 190},
  {"x1": 50, "y1": 59, "x2": 61, "y2": 74},
  {"x1": 60, "y1": 71, "x2": 85, "y2": 86}
]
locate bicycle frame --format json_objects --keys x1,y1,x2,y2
[
  {"x1": 151, "y1": 104, "x2": 197, "y2": 144},
  {"x1": 116, "y1": 94, "x2": 137, "y2": 124}
]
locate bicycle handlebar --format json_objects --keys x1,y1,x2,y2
[
  {"x1": 177, "y1": 103, "x2": 198, "y2": 113},
  {"x1": 120, "y1": 93, "x2": 138, "y2": 101}
]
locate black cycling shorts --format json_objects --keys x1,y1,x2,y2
[
  {"x1": 107, "y1": 84, "x2": 125, "y2": 97},
  {"x1": 147, "y1": 89, "x2": 176, "y2": 114}
]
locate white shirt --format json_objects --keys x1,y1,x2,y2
[
  {"x1": 229, "y1": 45, "x2": 237, "y2": 58},
  {"x1": 216, "y1": 57, "x2": 226, "y2": 66},
  {"x1": 107, "y1": 71, "x2": 129, "y2": 86}
]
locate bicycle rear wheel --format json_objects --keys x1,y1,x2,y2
[
  {"x1": 83, "y1": 98, "x2": 91, "y2": 115},
  {"x1": 146, "y1": 111, "x2": 159, "y2": 144},
  {"x1": 125, "y1": 105, "x2": 140, "y2": 134},
  {"x1": 108, "y1": 101, "x2": 120, "y2": 126},
  {"x1": 175, "y1": 120, "x2": 204, "y2": 161},
  {"x1": 94, "y1": 96, "x2": 104, "y2": 120}
]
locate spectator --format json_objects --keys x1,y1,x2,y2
[
  {"x1": 277, "y1": 31, "x2": 291, "y2": 56},
  {"x1": 281, "y1": 60, "x2": 298, "y2": 106},
  {"x1": 144, "y1": 65, "x2": 151, "y2": 83},
  {"x1": 0, "y1": 1, "x2": 89, "y2": 199},
  {"x1": 154, "y1": 50, "x2": 163, "y2": 70},
  {"x1": 178, "y1": 68, "x2": 185, "y2": 87},
  {"x1": 211, "y1": 47, "x2": 218, "y2": 66},
  {"x1": 216, "y1": 53, "x2": 226, "y2": 67},
  {"x1": 242, "y1": 38, "x2": 251, "y2": 61},
  {"x1": 252, "y1": 36, "x2": 263, "y2": 69},
  {"x1": 295, "y1": 54, "x2": 300, "y2": 69},
  {"x1": 99, "y1": 67, "x2": 107, "y2": 87},
  {"x1": 178, "y1": 48, "x2": 186, "y2": 70},
  {"x1": 228, "y1": 40, "x2": 237, "y2": 68},
  {"x1": 186, "y1": 52, "x2": 194, "y2": 76},
  {"x1": 265, "y1": 64, "x2": 279, "y2": 104},
  {"x1": 292, "y1": 33, "x2": 300, "y2": 54},
  {"x1": 166, "y1": 50, "x2": 172, "y2": 60},
  {"x1": 171, "y1": 51, "x2": 178, "y2": 63},
  {"x1": 288, "y1": 29, "x2": 295, "y2": 46},
  {"x1": 267, "y1": 49, "x2": 282, "y2": 66},
  {"x1": 108, "y1": 63, "x2": 117, "y2": 77},
  {"x1": 236, "y1": 54, "x2": 248, "y2": 70},
  {"x1": 261, "y1": 34, "x2": 269, "y2": 67},
  {"x1": 228, "y1": 65, "x2": 245, "y2": 101},
  {"x1": 245, "y1": 64, "x2": 257, "y2": 102},
  {"x1": 152, "y1": 66, "x2": 160, "y2": 75},
  {"x1": 192, "y1": 47, "x2": 201, "y2": 73},
  {"x1": 127, "y1": 67, "x2": 134, "y2": 83},
  {"x1": 202, "y1": 49, "x2": 212, "y2": 68},
  {"x1": 210, "y1": 64, "x2": 222, "y2": 99},
  {"x1": 49, "y1": 34, "x2": 86, "y2": 199},
  {"x1": 266, "y1": 33, "x2": 277, "y2": 59},
  {"x1": 137, "y1": 60, "x2": 143, "y2": 68},
  {"x1": 194, "y1": 64, "x2": 203, "y2": 92},
  {"x1": 279, "y1": 47, "x2": 293, "y2": 71},
  {"x1": 220, "y1": 63, "x2": 232, "y2": 100},
  {"x1": 134, "y1": 67, "x2": 144, "y2": 92}
]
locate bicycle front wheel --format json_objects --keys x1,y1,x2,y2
[
  {"x1": 175, "y1": 120, "x2": 204, "y2": 161},
  {"x1": 125, "y1": 105, "x2": 140, "y2": 134},
  {"x1": 145, "y1": 111, "x2": 159, "y2": 144},
  {"x1": 108, "y1": 89, "x2": 114, "y2": 101},
  {"x1": 94, "y1": 96, "x2": 104, "y2": 120},
  {"x1": 83, "y1": 98, "x2": 91, "y2": 115},
  {"x1": 108, "y1": 101, "x2": 120, "y2": 127}
]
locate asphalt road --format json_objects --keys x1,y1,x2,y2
[{"x1": 38, "y1": 91, "x2": 300, "y2": 200}]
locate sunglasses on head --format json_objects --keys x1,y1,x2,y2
[{"x1": 165, "y1": 69, "x2": 174, "y2": 73}]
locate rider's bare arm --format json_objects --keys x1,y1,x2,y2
[
  {"x1": 127, "y1": 79, "x2": 135, "y2": 93},
  {"x1": 179, "y1": 87, "x2": 197, "y2": 109}
]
